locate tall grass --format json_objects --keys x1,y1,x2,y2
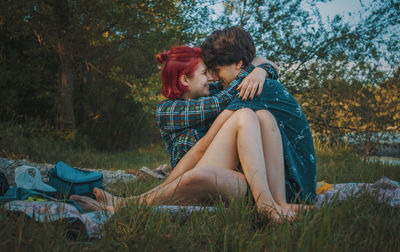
[
  {"x1": 0, "y1": 122, "x2": 169, "y2": 170},
  {"x1": 1, "y1": 123, "x2": 399, "y2": 251}
]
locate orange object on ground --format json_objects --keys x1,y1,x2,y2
[
  {"x1": 127, "y1": 169, "x2": 137, "y2": 175},
  {"x1": 316, "y1": 181, "x2": 333, "y2": 194}
]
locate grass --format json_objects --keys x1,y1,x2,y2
[
  {"x1": 0, "y1": 122, "x2": 169, "y2": 170},
  {"x1": 1, "y1": 123, "x2": 400, "y2": 251}
]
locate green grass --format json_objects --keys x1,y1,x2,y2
[
  {"x1": 1, "y1": 123, "x2": 400, "y2": 251},
  {"x1": 0, "y1": 122, "x2": 169, "y2": 170}
]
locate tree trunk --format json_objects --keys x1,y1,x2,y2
[
  {"x1": 57, "y1": 38, "x2": 75, "y2": 129},
  {"x1": 54, "y1": 0, "x2": 75, "y2": 130}
]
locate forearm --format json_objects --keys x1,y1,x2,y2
[{"x1": 251, "y1": 56, "x2": 280, "y2": 75}]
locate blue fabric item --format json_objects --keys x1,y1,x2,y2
[
  {"x1": 48, "y1": 162, "x2": 104, "y2": 198},
  {"x1": 55, "y1": 161, "x2": 102, "y2": 183},
  {"x1": 0, "y1": 187, "x2": 84, "y2": 213}
]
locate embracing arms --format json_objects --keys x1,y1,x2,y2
[{"x1": 157, "y1": 59, "x2": 278, "y2": 132}]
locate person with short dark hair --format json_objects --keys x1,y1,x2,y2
[
  {"x1": 201, "y1": 26, "x2": 256, "y2": 71},
  {"x1": 201, "y1": 26, "x2": 317, "y2": 207}
]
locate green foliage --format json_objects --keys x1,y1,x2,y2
[
  {"x1": 298, "y1": 65, "x2": 400, "y2": 155},
  {"x1": 1, "y1": 0, "x2": 207, "y2": 150},
  {"x1": 1, "y1": 0, "x2": 399, "y2": 151},
  {"x1": 0, "y1": 26, "x2": 59, "y2": 123}
]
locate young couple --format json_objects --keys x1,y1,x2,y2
[{"x1": 72, "y1": 27, "x2": 316, "y2": 223}]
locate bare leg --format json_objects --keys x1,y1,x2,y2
[
  {"x1": 255, "y1": 110, "x2": 313, "y2": 212},
  {"x1": 95, "y1": 110, "x2": 236, "y2": 207},
  {"x1": 101, "y1": 110, "x2": 235, "y2": 205},
  {"x1": 96, "y1": 109, "x2": 295, "y2": 221},
  {"x1": 93, "y1": 167, "x2": 247, "y2": 212},
  {"x1": 93, "y1": 188, "x2": 122, "y2": 207},
  {"x1": 141, "y1": 166, "x2": 247, "y2": 205},
  {"x1": 195, "y1": 108, "x2": 295, "y2": 221},
  {"x1": 255, "y1": 110, "x2": 286, "y2": 205},
  {"x1": 70, "y1": 195, "x2": 114, "y2": 212}
]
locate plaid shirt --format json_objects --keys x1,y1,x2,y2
[{"x1": 156, "y1": 63, "x2": 278, "y2": 168}]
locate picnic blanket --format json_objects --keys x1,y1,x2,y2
[
  {"x1": 2, "y1": 177, "x2": 399, "y2": 238},
  {"x1": 4, "y1": 200, "x2": 109, "y2": 238},
  {"x1": 315, "y1": 177, "x2": 400, "y2": 208}
]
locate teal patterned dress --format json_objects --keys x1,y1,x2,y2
[{"x1": 226, "y1": 65, "x2": 317, "y2": 202}]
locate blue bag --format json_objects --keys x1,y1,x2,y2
[{"x1": 48, "y1": 161, "x2": 103, "y2": 198}]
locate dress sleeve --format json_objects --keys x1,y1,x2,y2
[
  {"x1": 156, "y1": 80, "x2": 239, "y2": 131},
  {"x1": 258, "y1": 63, "x2": 279, "y2": 80},
  {"x1": 236, "y1": 63, "x2": 278, "y2": 80}
]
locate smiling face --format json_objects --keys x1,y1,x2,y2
[
  {"x1": 212, "y1": 61, "x2": 243, "y2": 87},
  {"x1": 181, "y1": 60, "x2": 213, "y2": 99}
]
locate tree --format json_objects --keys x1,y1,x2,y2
[
  {"x1": 208, "y1": 0, "x2": 399, "y2": 88},
  {"x1": 1, "y1": 0, "x2": 211, "y2": 149},
  {"x1": 1, "y1": 0, "x2": 201, "y2": 130}
]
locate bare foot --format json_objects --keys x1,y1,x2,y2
[
  {"x1": 257, "y1": 203, "x2": 296, "y2": 223},
  {"x1": 70, "y1": 195, "x2": 114, "y2": 212},
  {"x1": 93, "y1": 187, "x2": 123, "y2": 207},
  {"x1": 282, "y1": 203, "x2": 316, "y2": 213}
]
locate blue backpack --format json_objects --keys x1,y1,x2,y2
[{"x1": 48, "y1": 161, "x2": 103, "y2": 199}]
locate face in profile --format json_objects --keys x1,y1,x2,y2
[
  {"x1": 183, "y1": 60, "x2": 213, "y2": 99},
  {"x1": 212, "y1": 61, "x2": 243, "y2": 87}
]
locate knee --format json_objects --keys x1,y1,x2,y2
[
  {"x1": 233, "y1": 108, "x2": 259, "y2": 128},
  {"x1": 178, "y1": 167, "x2": 215, "y2": 189},
  {"x1": 255, "y1": 110, "x2": 278, "y2": 131}
]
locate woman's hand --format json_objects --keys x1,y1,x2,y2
[{"x1": 237, "y1": 67, "x2": 267, "y2": 101}]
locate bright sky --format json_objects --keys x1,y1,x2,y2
[
  {"x1": 210, "y1": 0, "x2": 370, "y2": 24},
  {"x1": 315, "y1": 0, "x2": 369, "y2": 24},
  {"x1": 317, "y1": 0, "x2": 362, "y2": 16}
]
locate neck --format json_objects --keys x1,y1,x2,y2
[
  {"x1": 182, "y1": 93, "x2": 190, "y2": 101},
  {"x1": 181, "y1": 92, "x2": 193, "y2": 100},
  {"x1": 223, "y1": 68, "x2": 241, "y2": 88}
]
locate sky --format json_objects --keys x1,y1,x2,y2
[
  {"x1": 315, "y1": 0, "x2": 369, "y2": 24},
  {"x1": 317, "y1": 0, "x2": 363, "y2": 17},
  {"x1": 210, "y1": 0, "x2": 370, "y2": 24}
]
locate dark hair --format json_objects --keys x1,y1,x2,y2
[
  {"x1": 200, "y1": 26, "x2": 256, "y2": 70},
  {"x1": 156, "y1": 45, "x2": 202, "y2": 99}
]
